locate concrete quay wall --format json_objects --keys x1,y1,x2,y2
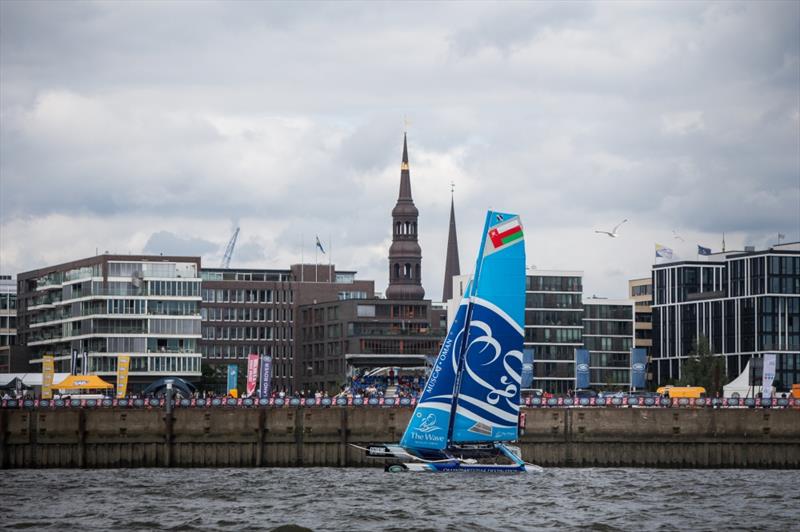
[{"x1": 1, "y1": 407, "x2": 798, "y2": 469}]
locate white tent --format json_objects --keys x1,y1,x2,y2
[{"x1": 723, "y1": 361, "x2": 773, "y2": 398}]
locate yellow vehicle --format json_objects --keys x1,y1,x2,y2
[
  {"x1": 656, "y1": 385, "x2": 707, "y2": 399},
  {"x1": 791, "y1": 384, "x2": 800, "y2": 400}
]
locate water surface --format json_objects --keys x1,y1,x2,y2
[{"x1": 1, "y1": 468, "x2": 798, "y2": 531}]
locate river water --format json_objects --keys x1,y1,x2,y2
[{"x1": 1, "y1": 468, "x2": 798, "y2": 531}]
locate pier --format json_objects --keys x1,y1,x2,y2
[{"x1": 1, "y1": 406, "x2": 798, "y2": 469}]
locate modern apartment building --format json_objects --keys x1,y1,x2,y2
[
  {"x1": 629, "y1": 277, "x2": 653, "y2": 384},
  {"x1": 651, "y1": 242, "x2": 800, "y2": 389},
  {"x1": 17, "y1": 255, "x2": 203, "y2": 390},
  {"x1": 0, "y1": 275, "x2": 17, "y2": 373},
  {"x1": 448, "y1": 270, "x2": 585, "y2": 394},
  {"x1": 200, "y1": 264, "x2": 374, "y2": 393},
  {"x1": 583, "y1": 298, "x2": 635, "y2": 388}
]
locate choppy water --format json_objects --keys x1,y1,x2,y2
[{"x1": 1, "y1": 468, "x2": 798, "y2": 531}]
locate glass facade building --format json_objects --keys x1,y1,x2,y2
[
  {"x1": 17, "y1": 256, "x2": 203, "y2": 390},
  {"x1": 651, "y1": 243, "x2": 800, "y2": 389},
  {"x1": 583, "y1": 299, "x2": 635, "y2": 388},
  {"x1": 0, "y1": 275, "x2": 17, "y2": 373}
]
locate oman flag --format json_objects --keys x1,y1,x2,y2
[{"x1": 488, "y1": 217, "x2": 523, "y2": 249}]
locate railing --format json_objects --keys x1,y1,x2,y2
[{"x1": 2, "y1": 396, "x2": 798, "y2": 410}]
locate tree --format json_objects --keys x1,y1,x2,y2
[{"x1": 678, "y1": 336, "x2": 727, "y2": 395}]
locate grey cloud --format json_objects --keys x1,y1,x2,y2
[{"x1": 142, "y1": 231, "x2": 218, "y2": 257}]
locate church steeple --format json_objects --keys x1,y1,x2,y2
[
  {"x1": 442, "y1": 186, "x2": 460, "y2": 302},
  {"x1": 386, "y1": 133, "x2": 425, "y2": 300}
]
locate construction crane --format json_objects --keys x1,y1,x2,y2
[{"x1": 220, "y1": 227, "x2": 240, "y2": 268}]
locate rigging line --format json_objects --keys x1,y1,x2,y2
[{"x1": 347, "y1": 444, "x2": 458, "y2": 464}]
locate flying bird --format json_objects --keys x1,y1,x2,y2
[
  {"x1": 672, "y1": 230, "x2": 685, "y2": 242},
  {"x1": 595, "y1": 219, "x2": 628, "y2": 238}
]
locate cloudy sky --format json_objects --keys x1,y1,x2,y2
[{"x1": 1, "y1": 1, "x2": 798, "y2": 299}]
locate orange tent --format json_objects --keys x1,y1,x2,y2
[{"x1": 53, "y1": 374, "x2": 114, "y2": 390}]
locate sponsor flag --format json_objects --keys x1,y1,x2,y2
[
  {"x1": 488, "y1": 217, "x2": 523, "y2": 249},
  {"x1": 227, "y1": 364, "x2": 239, "y2": 397},
  {"x1": 246, "y1": 354, "x2": 259, "y2": 397},
  {"x1": 521, "y1": 348, "x2": 535, "y2": 389},
  {"x1": 315, "y1": 235, "x2": 325, "y2": 254},
  {"x1": 83, "y1": 351, "x2": 89, "y2": 375},
  {"x1": 575, "y1": 348, "x2": 590, "y2": 389},
  {"x1": 762, "y1": 354, "x2": 776, "y2": 400},
  {"x1": 116, "y1": 355, "x2": 130, "y2": 399},
  {"x1": 698, "y1": 245, "x2": 712, "y2": 256},
  {"x1": 630, "y1": 348, "x2": 647, "y2": 389},
  {"x1": 655, "y1": 244, "x2": 673, "y2": 260},
  {"x1": 70, "y1": 349, "x2": 78, "y2": 375},
  {"x1": 259, "y1": 355, "x2": 273, "y2": 399},
  {"x1": 42, "y1": 355, "x2": 55, "y2": 399}
]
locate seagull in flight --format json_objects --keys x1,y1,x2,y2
[
  {"x1": 595, "y1": 219, "x2": 628, "y2": 238},
  {"x1": 672, "y1": 230, "x2": 685, "y2": 242}
]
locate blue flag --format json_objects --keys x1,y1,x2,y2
[
  {"x1": 575, "y1": 348, "x2": 590, "y2": 389},
  {"x1": 315, "y1": 235, "x2": 325, "y2": 254},
  {"x1": 630, "y1": 348, "x2": 647, "y2": 389},
  {"x1": 698, "y1": 245, "x2": 711, "y2": 256},
  {"x1": 227, "y1": 364, "x2": 238, "y2": 395}
]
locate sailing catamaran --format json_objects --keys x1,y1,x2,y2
[{"x1": 358, "y1": 210, "x2": 540, "y2": 473}]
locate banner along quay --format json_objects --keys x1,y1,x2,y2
[{"x1": 1, "y1": 400, "x2": 798, "y2": 469}]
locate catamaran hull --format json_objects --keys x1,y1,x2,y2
[{"x1": 393, "y1": 462, "x2": 536, "y2": 473}]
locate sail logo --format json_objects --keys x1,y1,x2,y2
[
  {"x1": 426, "y1": 337, "x2": 453, "y2": 394},
  {"x1": 414, "y1": 413, "x2": 440, "y2": 433}
]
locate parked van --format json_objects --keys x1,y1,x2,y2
[{"x1": 656, "y1": 385, "x2": 706, "y2": 399}]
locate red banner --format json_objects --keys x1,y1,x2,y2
[{"x1": 246, "y1": 354, "x2": 259, "y2": 397}]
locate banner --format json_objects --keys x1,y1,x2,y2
[
  {"x1": 630, "y1": 348, "x2": 647, "y2": 389},
  {"x1": 42, "y1": 355, "x2": 55, "y2": 399},
  {"x1": 762, "y1": 353, "x2": 776, "y2": 400},
  {"x1": 521, "y1": 347, "x2": 535, "y2": 389},
  {"x1": 116, "y1": 355, "x2": 130, "y2": 399},
  {"x1": 83, "y1": 351, "x2": 89, "y2": 375},
  {"x1": 259, "y1": 355, "x2": 273, "y2": 399},
  {"x1": 575, "y1": 348, "x2": 590, "y2": 389},
  {"x1": 70, "y1": 349, "x2": 78, "y2": 375},
  {"x1": 227, "y1": 364, "x2": 239, "y2": 397},
  {"x1": 246, "y1": 354, "x2": 259, "y2": 397}
]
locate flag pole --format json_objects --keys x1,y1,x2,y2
[
  {"x1": 328, "y1": 233, "x2": 332, "y2": 283},
  {"x1": 315, "y1": 237, "x2": 318, "y2": 283},
  {"x1": 300, "y1": 234, "x2": 304, "y2": 283}
]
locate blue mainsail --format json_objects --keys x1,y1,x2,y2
[
  {"x1": 451, "y1": 211, "x2": 526, "y2": 444},
  {"x1": 400, "y1": 282, "x2": 472, "y2": 450},
  {"x1": 399, "y1": 210, "x2": 525, "y2": 452}
]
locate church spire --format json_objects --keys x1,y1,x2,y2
[
  {"x1": 386, "y1": 132, "x2": 424, "y2": 300},
  {"x1": 442, "y1": 184, "x2": 460, "y2": 302}
]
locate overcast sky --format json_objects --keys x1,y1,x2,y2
[{"x1": 1, "y1": 1, "x2": 798, "y2": 300}]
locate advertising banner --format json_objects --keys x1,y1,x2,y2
[
  {"x1": 762, "y1": 353, "x2": 776, "y2": 400},
  {"x1": 521, "y1": 347, "x2": 535, "y2": 389},
  {"x1": 83, "y1": 351, "x2": 89, "y2": 375},
  {"x1": 259, "y1": 355, "x2": 273, "y2": 399},
  {"x1": 70, "y1": 349, "x2": 78, "y2": 375},
  {"x1": 227, "y1": 364, "x2": 239, "y2": 397},
  {"x1": 116, "y1": 355, "x2": 130, "y2": 399},
  {"x1": 630, "y1": 348, "x2": 647, "y2": 390},
  {"x1": 575, "y1": 348, "x2": 590, "y2": 390},
  {"x1": 246, "y1": 354, "x2": 259, "y2": 397},
  {"x1": 42, "y1": 355, "x2": 55, "y2": 399}
]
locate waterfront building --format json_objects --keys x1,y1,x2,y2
[
  {"x1": 651, "y1": 242, "x2": 800, "y2": 389},
  {"x1": 629, "y1": 277, "x2": 653, "y2": 383},
  {"x1": 17, "y1": 255, "x2": 203, "y2": 391},
  {"x1": 200, "y1": 264, "x2": 374, "y2": 393},
  {"x1": 0, "y1": 275, "x2": 17, "y2": 373},
  {"x1": 297, "y1": 298, "x2": 446, "y2": 393},
  {"x1": 583, "y1": 298, "x2": 635, "y2": 389},
  {"x1": 449, "y1": 270, "x2": 585, "y2": 394}
]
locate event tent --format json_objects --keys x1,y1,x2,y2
[{"x1": 53, "y1": 375, "x2": 114, "y2": 390}]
